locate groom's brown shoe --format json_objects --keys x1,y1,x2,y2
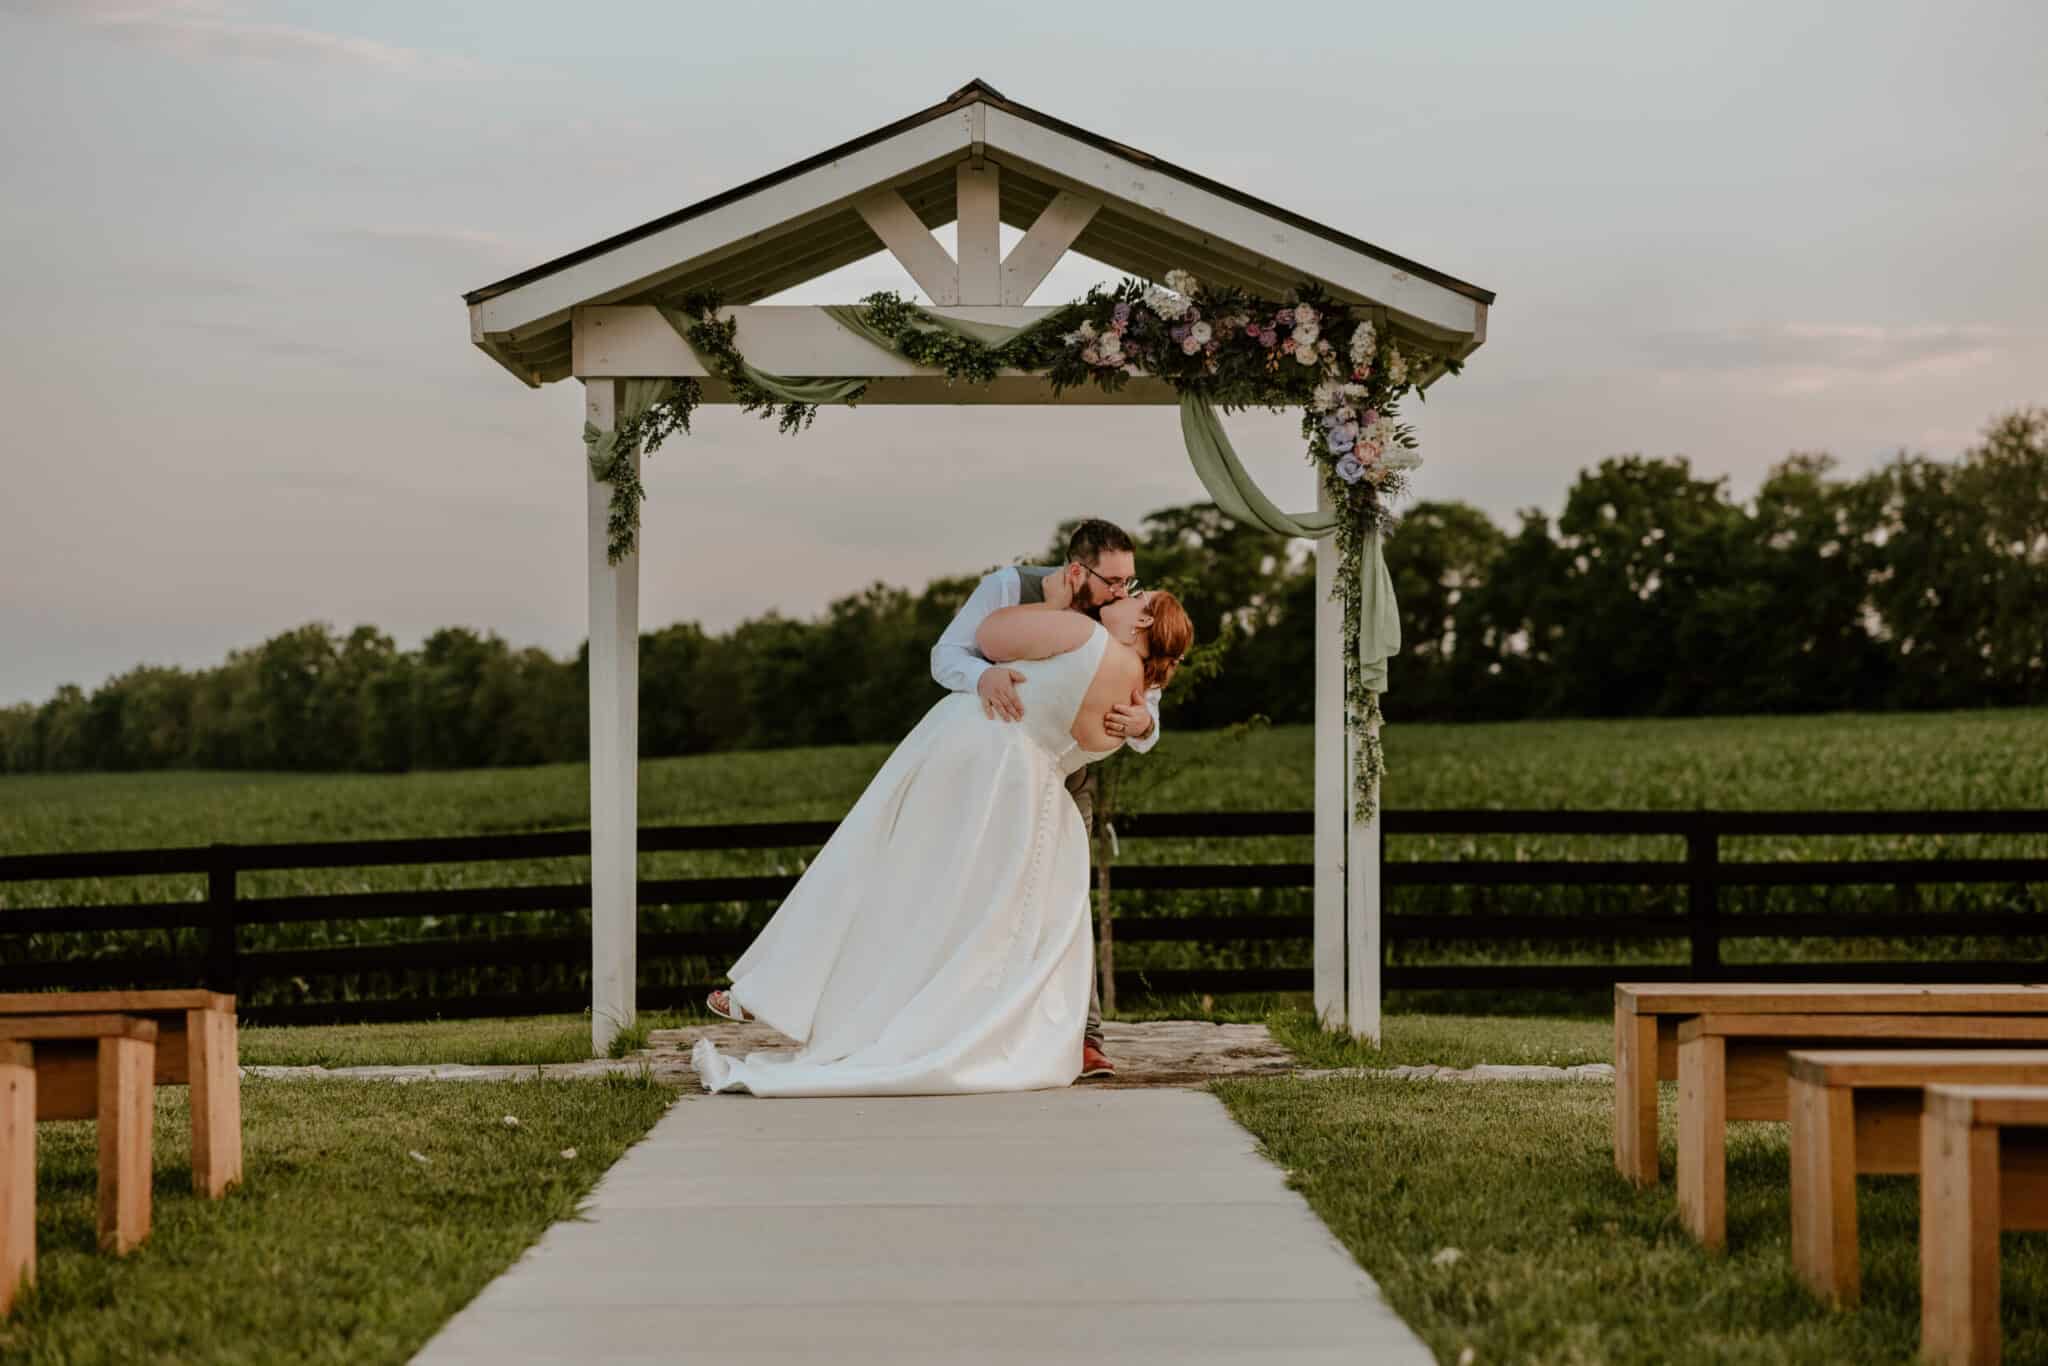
[{"x1": 1080, "y1": 1042, "x2": 1115, "y2": 1079}]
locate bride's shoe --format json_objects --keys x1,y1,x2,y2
[{"x1": 706, "y1": 989, "x2": 753, "y2": 1023}]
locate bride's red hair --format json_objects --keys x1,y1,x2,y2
[{"x1": 1141, "y1": 592, "x2": 1194, "y2": 692}]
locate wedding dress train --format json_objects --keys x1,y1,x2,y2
[{"x1": 691, "y1": 621, "x2": 1119, "y2": 1096}]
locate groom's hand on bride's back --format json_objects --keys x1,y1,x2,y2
[{"x1": 978, "y1": 668, "x2": 1028, "y2": 722}]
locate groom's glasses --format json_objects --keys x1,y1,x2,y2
[{"x1": 1078, "y1": 563, "x2": 1140, "y2": 595}]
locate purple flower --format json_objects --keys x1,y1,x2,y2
[
  {"x1": 1328, "y1": 428, "x2": 1357, "y2": 454},
  {"x1": 1259, "y1": 328, "x2": 1278, "y2": 347},
  {"x1": 1113, "y1": 301, "x2": 1131, "y2": 324},
  {"x1": 1335, "y1": 454, "x2": 1367, "y2": 484},
  {"x1": 1170, "y1": 324, "x2": 1189, "y2": 343}
]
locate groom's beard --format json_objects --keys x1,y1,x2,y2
[{"x1": 1070, "y1": 580, "x2": 1110, "y2": 619}]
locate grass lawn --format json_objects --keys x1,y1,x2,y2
[
  {"x1": 237, "y1": 1011, "x2": 702, "y2": 1068},
  {"x1": 1216, "y1": 1077, "x2": 2048, "y2": 1365},
  {"x1": 0, "y1": 1077, "x2": 674, "y2": 1365}
]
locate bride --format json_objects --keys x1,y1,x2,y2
[{"x1": 692, "y1": 586, "x2": 1193, "y2": 1096}]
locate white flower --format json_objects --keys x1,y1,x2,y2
[
  {"x1": 1384, "y1": 347, "x2": 1409, "y2": 386},
  {"x1": 1181, "y1": 337, "x2": 1202, "y2": 355},
  {"x1": 1312, "y1": 382, "x2": 1341, "y2": 410},
  {"x1": 1432, "y1": 1246, "x2": 1463, "y2": 1268},
  {"x1": 1190, "y1": 321, "x2": 1213, "y2": 344},
  {"x1": 408, "y1": 1150, "x2": 431, "y2": 1166},
  {"x1": 1077, "y1": 320, "x2": 1098, "y2": 341},
  {"x1": 1164, "y1": 268, "x2": 1199, "y2": 295},
  {"x1": 1349, "y1": 321, "x2": 1377, "y2": 362},
  {"x1": 1382, "y1": 446, "x2": 1423, "y2": 471},
  {"x1": 1341, "y1": 383, "x2": 1366, "y2": 400},
  {"x1": 1144, "y1": 287, "x2": 1188, "y2": 321},
  {"x1": 1293, "y1": 321, "x2": 1320, "y2": 347},
  {"x1": 1294, "y1": 344, "x2": 1320, "y2": 366},
  {"x1": 1335, "y1": 405, "x2": 1355, "y2": 422},
  {"x1": 1293, "y1": 302, "x2": 1320, "y2": 327},
  {"x1": 501, "y1": 1114, "x2": 521, "y2": 1129},
  {"x1": 559, "y1": 1147, "x2": 578, "y2": 1160}
]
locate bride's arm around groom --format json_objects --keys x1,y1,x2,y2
[{"x1": 930, "y1": 562, "x2": 1162, "y2": 750}]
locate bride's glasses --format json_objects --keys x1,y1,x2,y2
[{"x1": 1078, "y1": 563, "x2": 1140, "y2": 595}]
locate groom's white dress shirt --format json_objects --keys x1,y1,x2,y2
[{"x1": 931, "y1": 565, "x2": 1162, "y2": 754}]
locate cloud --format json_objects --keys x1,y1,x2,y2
[
  {"x1": 64, "y1": 1, "x2": 496, "y2": 79},
  {"x1": 1642, "y1": 322, "x2": 2015, "y2": 395}
]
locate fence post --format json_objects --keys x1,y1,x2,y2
[
  {"x1": 1688, "y1": 820, "x2": 1720, "y2": 979},
  {"x1": 205, "y1": 845, "x2": 239, "y2": 994}
]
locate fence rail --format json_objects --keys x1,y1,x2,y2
[{"x1": 2, "y1": 810, "x2": 2045, "y2": 1025}]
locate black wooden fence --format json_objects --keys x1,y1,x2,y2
[{"x1": 1, "y1": 809, "x2": 2044, "y2": 1025}]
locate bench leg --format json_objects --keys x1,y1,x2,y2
[
  {"x1": 1615, "y1": 1008, "x2": 1661, "y2": 1186},
  {"x1": 96, "y1": 1035, "x2": 153, "y2": 1255},
  {"x1": 1922, "y1": 1108, "x2": 2001, "y2": 1366},
  {"x1": 1677, "y1": 1034, "x2": 1728, "y2": 1248},
  {"x1": 0, "y1": 1043, "x2": 32, "y2": 1315},
  {"x1": 1789, "y1": 1073, "x2": 1861, "y2": 1305},
  {"x1": 187, "y1": 1010, "x2": 242, "y2": 1198}
]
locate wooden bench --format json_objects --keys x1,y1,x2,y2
[
  {"x1": 0, "y1": 1015, "x2": 160, "y2": 1314},
  {"x1": 1783, "y1": 1049, "x2": 2048, "y2": 1305},
  {"x1": 1613, "y1": 983, "x2": 2048, "y2": 1186},
  {"x1": 1919, "y1": 1084, "x2": 2048, "y2": 1366},
  {"x1": 1674, "y1": 1012, "x2": 2048, "y2": 1247},
  {"x1": 0, "y1": 991, "x2": 241, "y2": 1200}
]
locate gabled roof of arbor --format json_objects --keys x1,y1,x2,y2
[{"x1": 464, "y1": 79, "x2": 1494, "y2": 388}]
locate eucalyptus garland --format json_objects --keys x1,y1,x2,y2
[{"x1": 596, "y1": 274, "x2": 1453, "y2": 821}]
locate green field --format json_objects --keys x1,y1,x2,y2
[{"x1": 3, "y1": 710, "x2": 2045, "y2": 1011}]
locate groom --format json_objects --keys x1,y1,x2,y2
[{"x1": 931, "y1": 518, "x2": 1163, "y2": 1080}]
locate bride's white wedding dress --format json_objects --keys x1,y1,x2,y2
[{"x1": 692, "y1": 621, "x2": 1120, "y2": 1096}]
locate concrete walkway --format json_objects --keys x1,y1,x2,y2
[{"x1": 412, "y1": 1088, "x2": 1432, "y2": 1365}]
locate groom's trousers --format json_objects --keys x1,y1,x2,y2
[{"x1": 1064, "y1": 766, "x2": 1106, "y2": 1048}]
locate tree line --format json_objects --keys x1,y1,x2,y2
[{"x1": 2, "y1": 407, "x2": 2040, "y2": 775}]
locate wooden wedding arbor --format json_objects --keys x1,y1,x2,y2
[{"x1": 461, "y1": 80, "x2": 1493, "y2": 1051}]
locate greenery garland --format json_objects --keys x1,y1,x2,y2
[{"x1": 602, "y1": 275, "x2": 1454, "y2": 821}]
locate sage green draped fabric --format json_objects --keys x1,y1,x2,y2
[
  {"x1": 655, "y1": 305, "x2": 869, "y2": 406},
  {"x1": 1177, "y1": 393, "x2": 1400, "y2": 694},
  {"x1": 822, "y1": 303, "x2": 1073, "y2": 354},
  {"x1": 583, "y1": 376, "x2": 677, "y2": 479}
]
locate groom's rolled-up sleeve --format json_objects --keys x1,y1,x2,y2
[
  {"x1": 1127, "y1": 687, "x2": 1164, "y2": 754},
  {"x1": 931, "y1": 570, "x2": 1010, "y2": 695}
]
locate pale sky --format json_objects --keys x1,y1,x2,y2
[{"x1": 2, "y1": 0, "x2": 2043, "y2": 705}]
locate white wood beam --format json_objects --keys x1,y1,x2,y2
[
  {"x1": 983, "y1": 106, "x2": 1484, "y2": 337},
  {"x1": 955, "y1": 161, "x2": 1002, "y2": 304},
  {"x1": 1312, "y1": 479, "x2": 1346, "y2": 1031},
  {"x1": 853, "y1": 190, "x2": 959, "y2": 305},
  {"x1": 474, "y1": 111, "x2": 974, "y2": 336},
  {"x1": 1001, "y1": 190, "x2": 1101, "y2": 305},
  {"x1": 573, "y1": 305, "x2": 1180, "y2": 403},
  {"x1": 583, "y1": 380, "x2": 638, "y2": 1056}
]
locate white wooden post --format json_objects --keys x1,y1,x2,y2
[
  {"x1": 955, "y1": 161, "x2": 1001, "y2": 304},
  {"x1": 1348, "y1": 685, "x2": 1384, "y2": 1045},
  {"x1": 583, "y1": 380, "x2": 638, "y2": 1055},
  {"x1": 1312, "y1": 482, "x2": 1385, "y2": 1043},
  {"x1": 1312, "y1": 483, "x2": 1346, "y2": 1030}
]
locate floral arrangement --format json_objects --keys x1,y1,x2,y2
[{"x1": 609, "y1": 271, "x2": 1451, "y2": 820}]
